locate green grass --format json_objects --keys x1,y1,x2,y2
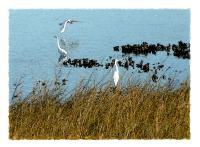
[{"x1": 9, "y1": 77, "x2": 190, "y2": 139}]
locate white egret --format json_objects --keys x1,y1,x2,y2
[
  {"x1": 59, "y1": 19, "x2": 79, "y2": 33},
  {"x1": 55, "y1": 35, "x2": 67, "y2": 56},
  {"x1": 113, "y1": 59, "x2": 119, "y2": 86}
]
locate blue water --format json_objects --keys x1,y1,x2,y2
[{"x1": 9, "y1": 9, "x2": 190, "y2": 97}]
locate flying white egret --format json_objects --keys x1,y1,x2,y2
[
  {"x1": 55, "y1": 35, "x2": 67, "y2": 56},
  {"x1": 113, "y1": 59, "x2": 119, "y2": 86},
  {"x1": 59, "y1": 19, "x2": 79, "y2": 33}
]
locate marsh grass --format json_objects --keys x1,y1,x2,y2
[{"x1": 9, "y1": 73, "x2": 190, "y2": 139}]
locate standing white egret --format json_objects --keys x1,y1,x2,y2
[
  {"x1": 55, "y1": 35, "x2": 67, "y2": 56},
  {"x1": 113, "y1": 59, "x2": 119, "y2": 86},
  {"x1": 59, "y1": 19, "x2": 79, "y2": 33}
]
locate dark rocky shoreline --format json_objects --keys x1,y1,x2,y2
[
  {"x1": 61, "y1": 41, "x2": 189, "y2": 83},
  {"x1": 113, "y1": 41, "x2": 190, "y2": 59}
]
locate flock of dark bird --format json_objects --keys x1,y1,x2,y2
[{"x1": 61, "y1": 40, "x2": 190, "y2": 83}]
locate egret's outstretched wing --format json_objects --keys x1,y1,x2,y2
[
  {"x1": 59, "y1": 19, "x2": 80, "y2": 33},
  {"x1": 70, "y1": 20, "x2": 79, "y2": 23}
]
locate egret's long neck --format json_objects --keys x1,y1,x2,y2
[
  {"x1": 62, "y1": 21, "x2": 67, "y2": 33},
  {"x1": 115, "y1": 61, "x2": 118, "y2": 72},
  {"x1": 56, "y1": 36, "x2": 62, "y2": 50}
]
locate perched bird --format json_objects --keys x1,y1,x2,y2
[
  {"x1": 59, "y1": 19, "x2": 79, "y2": 33},
  {"x1": 113, "y1": 59, "x2": 119, "y2": 86},
  {"x1": 55, "y1": 35, "x2": 67, "y2": 57}
]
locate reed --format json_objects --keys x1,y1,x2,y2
[{"x1": 9, "y1": 75, "x2": 190, "y2": 139}]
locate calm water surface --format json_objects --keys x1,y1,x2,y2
[{"x1": 9, "y1": 9, "x2": 190, "y2": 97}]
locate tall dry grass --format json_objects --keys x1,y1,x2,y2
[{"x1": 9, "y1": 75, "x2": 190, "y2": 139}]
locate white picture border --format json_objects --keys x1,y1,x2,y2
[{"x1": 0, "y1": 0, "x2": 199, "y2": 147}]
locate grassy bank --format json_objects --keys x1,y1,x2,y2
[{"x1": 9, "y1": 77, "x2": 190, "y2": 139}]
